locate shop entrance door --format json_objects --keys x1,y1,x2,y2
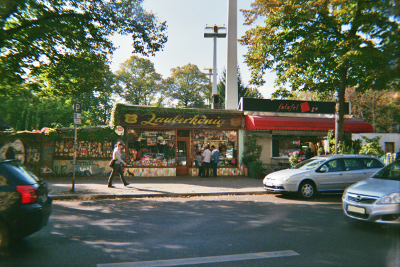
[{"x1": 176, "y1": 137, "x2": 190, "y2": 175}]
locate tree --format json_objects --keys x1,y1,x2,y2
[
  {"x1": 346, "y1": 87, "x2": 400, "y2": 133},
  {"x1": 217, "y1": 68, "x2": 263, "y2": 108},
  {"x1": 115, "y1": 56, "x2": 161, "y2": 105},
  {"x1": 288, "y1": 90, "x2": 336, "y2": 101},
  {"x1": 165, "y1": 64, "x2": 210, "y2": 108},
  {"x1": 31, "y1": 53, "x2": 115, "y2": 97},
  {"x1": 0, "y1": 0, "x2": 167, "y2": 96},
  {"x1": 0, "y1": 69, "x2": 117, "y2": 129},
  {"x1": 241, "y1": 0, "x2": 400, "y2": 153}
]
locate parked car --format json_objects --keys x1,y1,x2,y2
[
  {"x1": 263, "y1": 154, "x2": 385, "y2": 199},
  {"x1": 0, "y1": 159, "x2": 52, "y2": 247},
  {"x1": 342, "y1": 160, "x2": 400, "y2": 224}
]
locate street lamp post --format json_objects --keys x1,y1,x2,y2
[
  {"x1": 203, "y1": 68, "x2": 213, "y2": 108},
  {"x1": 204, "y1": 25, "x2": 226, "y2": 109}
]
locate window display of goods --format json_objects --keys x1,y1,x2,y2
[{"x1": 54, "y1": 138, "x2": 114, "y2": 158}]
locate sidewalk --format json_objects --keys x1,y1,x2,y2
[{"x1": 44, "y1": 175, "x2": 267, "y2": 200}]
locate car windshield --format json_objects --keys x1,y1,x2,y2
[
  {"x1": 372, "y1": 161, "x2": 400, "y2": 181},
  {"x1": 0, "y1": 160, "x2": 40, "y2": 185},
  {"x1": 293, "y1": 158, "x2": 327, "y2": 170}
]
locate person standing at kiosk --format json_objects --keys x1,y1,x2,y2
[
  {"x1": 211, "y1": 145, "x2": 220, "y2": 177},
  {"x1": 202, "y1": 146, "x2": 212, "y2": 177}
]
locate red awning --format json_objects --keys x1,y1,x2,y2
[{"x1": 244, "y1": 115, "x2": 373, "y2": 133}]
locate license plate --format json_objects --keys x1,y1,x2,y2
[{"x1": 347, "y1": 205, "x2": 365, "y2": 214}]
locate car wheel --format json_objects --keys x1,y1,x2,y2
[
  {"x1": 298, "y1": 181, "x2": 316, "y2": 199},
  {"x1": 0, "y1": 220, "x2": 10, "y2": 248}
]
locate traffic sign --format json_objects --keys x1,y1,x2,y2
[{"x1": 74, "y1": 102, "x2": 82, "y2": 113}]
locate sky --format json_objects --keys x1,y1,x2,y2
[{"x1": 110, "y1": 0, "x2": 276, "y2": 99}]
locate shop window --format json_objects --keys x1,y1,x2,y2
[
  {"x1": 272, "y1": 137, "x2": 323, "y2": 158},
  {"x1": 275, "y1": 139, "x2": 301, "y2": 157},
  {"x1": 54, "y1": 138, "x2": 113, "y2": 158},
  {"x1": 193, "y1": 130, "x2": 238, "y2": 167},
  {"x1": 126, "y1": 129, "x2": 175, "y2": 167}
]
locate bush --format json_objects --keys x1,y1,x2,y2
[
  {"x1": 289, "y1": 151, "x2": 303, "y2": 167},
  {"x1": 359, "y1": 136, "x2": 385, "y2": 157},
  {"x1": 241, "y1": 132, "x2": 262, "y2": 166}
]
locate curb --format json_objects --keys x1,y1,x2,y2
[{"x1": 50, "y1": 191, "x2": 269, "y2": 201}]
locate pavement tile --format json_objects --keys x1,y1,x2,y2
[{"x1": 42, "y1": 175, "x2": 267, "y2": 200}]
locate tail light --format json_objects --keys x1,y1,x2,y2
[{"x1": 16, "y1": 185, "x2": 37, "y2": 204}]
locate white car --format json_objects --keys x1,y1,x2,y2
[
  {"x1": 342, "y1": 160, "x2": 400, "y2": 224},
  {"x1": 263, "y1": 155, "x2": 385, "y2": 198}
]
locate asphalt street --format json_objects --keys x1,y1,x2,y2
[{"x1": 1, "y1": 194, "x2": 399, "y2": 267}]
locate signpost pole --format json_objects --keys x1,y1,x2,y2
[
  {"x1": 71, "y1": 102, "x2": 82, "y2": 192},
  {"x1": 72, "y1": 124, "x2": 77, "y2": 192}
]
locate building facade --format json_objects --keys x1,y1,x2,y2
[{"x1": 239, "y1": 98, "x2": 374, "y2": 167}]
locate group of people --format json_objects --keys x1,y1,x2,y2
[{"x1": 197, "y1": 145, "x2": 220, "y2": 177}]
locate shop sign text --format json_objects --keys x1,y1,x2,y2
[{"x1": 123, "y1": 113, "x2": 242, "y2": 129}]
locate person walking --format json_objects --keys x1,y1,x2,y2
[
  {"x1": 211, "y1": 145, "x2": 220, "y2": 177},
  {"x1": 108, "y1": 142, "x2": 130, "y2": 188},
  {"x1": 202, "y1": 146, "x2": 212, "y2": 177},
  {"x1": 196, "y1": 151, "x2": 203, "y2": 176}
]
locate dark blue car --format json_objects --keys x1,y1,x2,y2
[{"x1": 0, "y1": 159, "x2": 52, "y2": 247}]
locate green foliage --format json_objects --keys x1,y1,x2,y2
[
  {"x1": 325, "y1": 130, "x2": 362, "y2": 155},
  {"x1": 0, "y1": 88, "x2": 115, "y2": 130},
  {"x1": 32, "y1": 53, "x2": 114, "y2": 96},
  {"x1": 254, "y1": 160, "x2": 266, "y2": 174},
  {"x1": 242, "y1": 132, "x2": 263, "y2": 166},
  {"x1": 1, "y1": 0, "x2": 167, "y2": 96},
  {"x1": 51, "y1": 127, "x2": 120, "y2": 142},
  {"x1": 289, "y1": 151, "x2": 303, "y2": 167},
  {"x1": 217, "y1": 68, "x2": 263, "y2": 108},
  {"x1": 115, "y1": 56, "x2": 162, "y2": 105},
  {"x1": 359, "y1": 136, "x2": 385, "y2": 157},
  {"x1": 346, "y1": 88, "x2": 400, "y2": 133},
  {"x1": 164, "y1": 64, "x2": 211, "y2": 108}
]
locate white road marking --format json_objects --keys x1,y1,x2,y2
[{"x1": 97, "y1": 250, "x2": 299, "y2": 267}]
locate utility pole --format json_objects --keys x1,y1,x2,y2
[
  {"x1": 204, "y1": 25, "x2": 226, "y2": 109},
  {"x1": 203, "y1": 68, "x2": 213, "y2": 108}
]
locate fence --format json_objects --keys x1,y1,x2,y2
[{"x1": 380, "y1": 153, "x2": 399, "y2": 165}]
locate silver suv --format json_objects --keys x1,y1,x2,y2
[{"x1": 263, "y1": 154, "x2": 385, "y2": 199}]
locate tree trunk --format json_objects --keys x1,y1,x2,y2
[{"x1": 335, "y1": 68, "x2": 347, "y2": 154}]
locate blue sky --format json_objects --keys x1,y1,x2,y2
[{"x1": 110, "y1": 0, "x2": 276, "y2": 99}]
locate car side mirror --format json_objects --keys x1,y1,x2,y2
[{"x1": 318, "y1": 166, "x2": 328, "y2": 173}]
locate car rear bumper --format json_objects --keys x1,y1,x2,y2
[{"x1": 11, "y1": 197, "x2": 53, "y2": 239}]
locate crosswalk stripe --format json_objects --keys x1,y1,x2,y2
[{"x1": 97, "y1": 250, "x2": 300, "y2": 267}]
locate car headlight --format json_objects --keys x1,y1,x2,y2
[{"x1": 376, "y1": 193, "x2": 400, "y2": 204}]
